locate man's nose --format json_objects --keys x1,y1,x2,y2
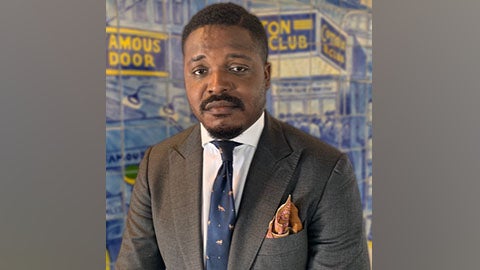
[{"x1": 207, "y1": 70, "x2": 232, "y2": 94}]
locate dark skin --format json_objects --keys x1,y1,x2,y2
[{"x1": 183, "y1": 25, "x2": 271, "y2": 139}]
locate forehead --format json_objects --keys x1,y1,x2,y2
[{"x1": 183, "y1": 25, "x2": 260, "y2": 58}]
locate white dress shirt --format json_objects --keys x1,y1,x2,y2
[{"x1": 200, "y1": 112, "x2": 265, "y2": 261}]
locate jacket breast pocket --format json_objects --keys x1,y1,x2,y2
[
  {"x1": 257, "y1": 228, "x2": 307, "y2": 256},
  {"x1": 252, "y1": 229, "x2": 308, "y2": 270}
]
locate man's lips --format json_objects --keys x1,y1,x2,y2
[{"x1": 204, "y1": 100, "x2": 239, "y2": 110}]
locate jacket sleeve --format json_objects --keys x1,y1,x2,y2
[
  {"x1": 307, "y1": 153, "x2": 370, "y2": 269},
  {"x1": 115, "y1": 147, "x2": 166, "y2": 270}
]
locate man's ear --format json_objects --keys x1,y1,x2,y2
[{"x1": 264, "y1": 62, "x2": 271, "y2": 90}]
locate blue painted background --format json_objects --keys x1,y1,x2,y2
[{"x1": 106, "y1": 0, "x2": 372, "y2": 268}]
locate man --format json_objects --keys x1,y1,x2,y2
[{"x1": 116, "y1": 3, "x2": 369, "y2": 269}]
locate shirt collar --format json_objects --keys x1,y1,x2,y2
[{"x1": 201, "y1": 111, "x2": 265, "y2": 148}]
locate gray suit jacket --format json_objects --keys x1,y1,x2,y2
[{"x1": 116, "y1": 113, "x2": 370, "y2": 269}]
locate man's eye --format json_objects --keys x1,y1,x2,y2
[
  {"x1": 229, "y1": 66, "x2": 248, "y2": 73},
  {"x1": 192, "y1": 68, "x2": 207, "y2": 75}
]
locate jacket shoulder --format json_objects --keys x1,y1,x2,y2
[
  {"x1": 148, "y1": 124, "x2": 199, "y2": 154},
  {"x1": 271, "y1": 117, "x2": 342, "y2": 160}
]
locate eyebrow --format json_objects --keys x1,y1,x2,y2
[
  {"x1": 190, "y1": 55, "x2": 206, "y2": 63},
  {"x1": 227, "y1": 53, "x2": 254, "y2": 61},
  {"x1": 189, "y1": 53, "x2": 254, "y2": 64}
]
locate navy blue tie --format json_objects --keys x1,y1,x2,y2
[{"x1": 206, "y1": 140, "x2": 241, "y2": 270}]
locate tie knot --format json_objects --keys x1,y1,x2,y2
[{"x1": 211, "y1": 140, "x2": 241, "y2": 162}]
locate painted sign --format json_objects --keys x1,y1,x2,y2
[
  {"x1": 106, "y1": 27, "x2": 169, "y2": 77},
  {"x1": 106, "y1": 148, "x2": 146, "y2": 169},
  {"x1": 320, "y1": 18, "x2": 347, "y2": 70},
  {"x1": 259, "y1": 12, "x2": 316, "y2": 54}
]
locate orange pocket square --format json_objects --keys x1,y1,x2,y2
[{"x1": 266, "y1": 195, "x2": 303, "y2": 239}]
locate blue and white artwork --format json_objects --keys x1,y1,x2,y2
[{"x1": 105, "y1": 0, "x2": 372, "y2": 268}]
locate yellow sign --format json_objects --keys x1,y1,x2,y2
[
  {"x1": 320, "y1": 18, "x2": 347, "y2": 70},
  {"x1": 106, "y1": 27, "x2": 169, "y2": 77},
  {"x1": 260, "y1": 13, "x2": 316, "y2": 54}
]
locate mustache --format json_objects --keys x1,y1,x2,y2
[{"x1": 200, "y1": 94, "x2": 245, "y2": 111}]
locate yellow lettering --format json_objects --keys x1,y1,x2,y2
[
  {"x1": 322, "y1": 24, "x2": 346, "y2": 51},
  {"x1": 120, "y1": 52, "x2": 130, "y2": 66},
  {"x1": 322, "y1": 44, "x2": 345, "y2": 64},
  {"x1": 109, "y1": 51, "x2": 119, "y2": 66},
  {"x1": 322, "y1": 26, "x2": 336, "y2": 46},
  {"x1": 299, "y1": 35, "x2": 308, "y2": 49},
  {"x1": 269, "y1": 35, "x2": 310, "y2": 52},
  {"x1": 144, "y1": 54, "x2": 155, "y2": 67},
  {"x1": 334, "y1": 36, "x2": 343, "y2": 48},
  {"x1": 107, "y1": 29, "x2": 166, "y2": 71},
  {"x1": 152, "y1": 40, "x2": 161, "y2": 53},
  {"x1": 119, "y1": 35, "x2": 131, "y2": 50},
  {"x1": 132, "y1": 37, "x2": 142, "y2": 51},
  {"x1": 287, "y1": 36, "x2": 297, "y2": 50},
  {"x1": 266, "y1": 20, "x2": 291, "y2": 36},
  {"x1": 267, "y1": 21, "x2": 280, "y2": 36},
  {"x1": 280, "y1": 20, "x2": 291, "y2": 34},
  {"x1": 132, "y1": 53, "x2": 143, "y2": 66},
  {"x1": 108, "y1": 34, "x2": 118, "y2": 50},
  {"x1": 143, "y1": 38, "x2": 152, "y2": 53},
  {"x1": 340, "y1": 40, "x2": 346, "y2": 50},
  {"x1": 268, "y1": 36, "x2": 277, "y2": 51},
  {"x1": 278, "y1": 37, "x2": 287, "y2": 51},
  {"x1": 321, "y1": 25, "x2": 328, "y2": 43},
  {"x1": 264, "y1": 19, "x2": 314, "y2": 52},
  {"x1": 108, "y1": 51, "x2": 156, "y2": 68}
]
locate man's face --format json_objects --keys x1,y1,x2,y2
[{"x1": 183, "y1": 25, "x2": 271, "y2": 139}]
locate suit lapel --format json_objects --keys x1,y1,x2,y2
[
  {"x1": 228, "y1": 114, "x2": 303, "y2": 270},
  {"x1": 167, "y1": 125, "x2": 205, "y2": 269}
]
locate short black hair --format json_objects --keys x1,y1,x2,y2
[{"x1": 181, "y1": 3, "x2": 269, "y2": 63}]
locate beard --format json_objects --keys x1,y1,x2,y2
[
  {"x1": 199, "y1": 93, "x2": 246, "y2": 140},
  {"x1": 206, "y1": 125, "x2": 244, "y2": 140}
]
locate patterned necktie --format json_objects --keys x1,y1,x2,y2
[{"x1": 206, "y1": 140, "x2": 241, "y2": 270}]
